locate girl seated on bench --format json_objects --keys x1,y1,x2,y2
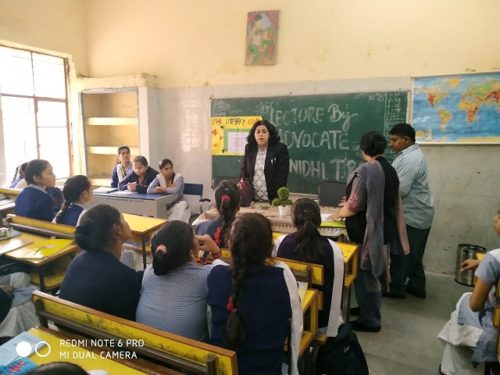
[
  {"x1": 14, "y1": 159, "x2": 56, "y2": 222},
  {"x1": 136, "y1": 221, "x2": 221, "y2": 340},
  {"x1": 195, "y1": 180, "x2": 239, "y2": 248},
  {"x1": 53, "y1": 175, "x2": 92, "y2": 226},
  {"x1": 201, "y1": 213, "x2": 302, "y2": 375},
  {"x1": 60, "y1": 204, "x2": 142, "y2": 321},
  {"x1": 439, "y1": 209, "x2": 500, "y2": 374},
  {"x1": 274, "y1": 198, "x2": 344, "y2": 337}
]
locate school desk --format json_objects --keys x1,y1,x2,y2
[
  {"x1": 92, "y1": 191, "x2": 178, "y2": 218},
  {"x1": 122, "y1": 213, "x2": 167, "y2": 268},
  {"x1": 197, "y1": 202, "x2": 346, "y2": 238},
  {"x1": 0, "y1": 232, "x2": 78, "y2": 292},
  {"x1": 22, "y1": 327, "x2": 174, "y2": 374}
]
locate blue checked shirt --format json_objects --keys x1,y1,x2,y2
[{"x1": 392, "y1": 144, "x2": 434, "y2": 229}]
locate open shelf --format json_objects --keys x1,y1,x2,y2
[{"x1": 85, "y1": 117, "x2": 138, "y2": 126}]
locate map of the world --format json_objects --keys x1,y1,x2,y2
[{"x1": 413, "y1": 73, "x2": 499, "y2": 143}]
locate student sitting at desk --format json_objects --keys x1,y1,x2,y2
[
  {"x1": 15, "y1": 159, "x2": 56, "y2": 222},
  {"x1": 0, "y1": 272, "x2": 38, "y2": 338},
  {"x1": 118, "y1": 155, "x2": 158, "y2": 194},
  {"x1": 136, "y1": 221, "x2": 221, "y2": 340},
  {"x1": 53, "y1": 175, "x2": 92, "y2": 226},
  {"x1": 60, "y1": 204, "x2": 142, "y2": 321},
  {"x1": 9, "y1": 162, "x2": 27, "y2": 188},
  {"x1": 195, "y1": 180, "x2": 239, "y2": 248},
  {"x1": 274, "y1": 198, "x2": 345, "y2": 337},
  {"x1": 147, "y1": 158, "x2": 190, "y2": 222},
  {"x1": 111, "y1": 145, "x2": 133, "y2": 188},
  {"x1": 202, "y1": 213, "x2": 302, "y2": 375},
  {"x1": 438, "y1": 210, "x2": 500, "y2": 375}
]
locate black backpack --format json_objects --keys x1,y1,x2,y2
[{"x1": 316, "y1": 324, "x2": 370, "y2": 375}]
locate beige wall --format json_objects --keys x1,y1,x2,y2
[
  {"x1": 0, "y1": 0, "x2": 88, "y2": 75},
  {"x1": 85, "y1": 0, "x2": 499, "y2": 87}
]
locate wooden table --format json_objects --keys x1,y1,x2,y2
[
  {"x1": 198, "y1": 202, "x2": 345, "y2": 238},
  {"x1": 0, "y1": 233, "x2": 78, "y2": 292},
  {"x1": 123, "y1": 213, "x2": 167, "y2": 268}
]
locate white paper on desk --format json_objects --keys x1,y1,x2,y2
[
  {"x1": 93, "y1": 187, "x2": 118, "y2": 194},
  {"x1": 113, "y1": 190, "x2": 134, "y2": 195},
  {"x1": 321, "y1": 213, "x2": 335, "y2": 221},
  {"x1": 0, "y1": 331, "x2": 47, "y2": 365},
  {"x1": 0, "y1": 238, "x2": 33, "y2": 255}
]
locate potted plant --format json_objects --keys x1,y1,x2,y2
[{"x1": 272, "y1": 186, "x2": 293, "y2": 217}]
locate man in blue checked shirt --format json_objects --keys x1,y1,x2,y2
[{"x1": 388, "y1": 123, "x2": 434, "y2": 299}]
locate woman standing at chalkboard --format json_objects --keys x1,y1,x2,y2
[{"x1": 240, "y1": 120, "x2": 289, "y2": 202}]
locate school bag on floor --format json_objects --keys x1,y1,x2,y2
[{"x1": 316, "y1": 323, "x2": 369, "y2": 375}]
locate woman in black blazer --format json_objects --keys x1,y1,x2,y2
[{"x1": 241, "y1": 120, "x2": 290, "y2": 202}]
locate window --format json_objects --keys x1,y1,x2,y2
[{"x1": 0, "y1": 45, "x2": 71, "y2": 185}]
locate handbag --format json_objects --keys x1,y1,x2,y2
[{"x1": 237, "y1": 177, "x2": 254, "y2": 207}]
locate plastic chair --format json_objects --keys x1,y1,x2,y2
[
  {"x1": 183, "y1": 183, "x2": 212, "y2": 223},
  {"x1": 317, "y1": 180, "x2": 345, "y2": 207}
]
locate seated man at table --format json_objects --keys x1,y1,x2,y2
[{"x1": 60, "y1": 204, "x2": 142, "y2": 321}]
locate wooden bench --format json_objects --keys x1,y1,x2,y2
[{"x1": 32, "y1": 291, "x2": 238, "y2": 375}]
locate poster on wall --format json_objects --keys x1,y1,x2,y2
[
  {"x1": 412, "y1": 73, "x2": 500, "y2": 143},
  {"x1": 245, "y1": 10, "x2": 280, "y2": 65},
  {"x1": 211, "y1": 116, "x2": 262, "y2": 156}
]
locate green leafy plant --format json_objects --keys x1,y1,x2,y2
[{"x1": 271, "y1": 186, "x2": 293, "y2": 207}]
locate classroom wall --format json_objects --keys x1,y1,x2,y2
[
  {"x1": 84, "y1": 0, "x2": 499, "y2": 87},
  {"x1": 0, "y1": 0, "x2": 88, "y2": 75},
  {"x1": 0, "y1": 0, "x2": 499, "y2": 274}
]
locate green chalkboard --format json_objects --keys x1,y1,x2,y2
[{"x1": 211, "y1": 91, "x2": 408, "y2": 194}]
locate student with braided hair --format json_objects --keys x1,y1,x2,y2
[
  {"x1": 195, "y1": 180, "x2": 240, "y2": 247},
  {"x1": 53, "y1": 175, "x2": 92, "y2": 226},
  {"x1": 275, "y1": 198, "x2": 345, "y2": 337},
  {"x1": 203, "y1": 213, "x2": 302, "y2": 375}
]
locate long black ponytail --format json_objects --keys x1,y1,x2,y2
[{"x1": 291, "y1": 198, "x2": 324, "y2": 264}]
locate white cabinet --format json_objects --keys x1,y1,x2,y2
[{"x1": 80, "y1": 75, "x2": 160, "y2": 186}]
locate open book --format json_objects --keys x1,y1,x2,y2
[{"x1": 93, "y1": 186, "x2": 119, "y2": 194}]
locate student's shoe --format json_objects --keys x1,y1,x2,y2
[
  {"x1": 382, "y1": 290, "x2": 406, "y2": 299},
  {"x1": 349, "y1": 307, "x2": 360, "y2": 316},
  {"x1": 406, "y1": 285, "x2": 426, "y2": 299},
  {"x1": 349, "y1": 320, "x2": 381, "y2": 332}
]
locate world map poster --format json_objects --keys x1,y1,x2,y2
[{"x1": 413, "y1": 73, "x2": 500, "y2": 143}]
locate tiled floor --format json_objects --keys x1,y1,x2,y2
[{"x1": 355, "y1": 272, "x2": 471, "y2": 375}]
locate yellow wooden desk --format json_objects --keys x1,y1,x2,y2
[
  {"x1": 27, "y1": 327, "x2": 166, "y2": 374},
  {"x1": 0, "y1": 233, "x2": 78, "y2": 291},
  {"x1": 7, "y1": 215, "x2": 76, "y2": 239},
  {"x1": 300, "y1": 289, "x2": 319, "y2": 357},
  {"x1": 0, "y1": 187, "x2": 21, "y2": 199},
  {"x1": 123, "y1": 213, "x2": 167, "y2": 268}
]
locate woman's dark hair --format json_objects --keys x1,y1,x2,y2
[
  {"x1": 133, "y1": 155, "x2": 148, "y2": 167},
  {"x1": 291, "y1": 198, "x2": 324, "y2": 264},
  {"x1": 158, "y1": 158, "x2": 173, "y2": 169},
  {"x1": 117, "y1": 145, "x2": 131, "y2": 155},
  {"x1": 226, "y1": 213, "x2": 273, "y2": 349},
  {"x1": 11, "y1": 162, "x2": 28, "y2": 183},
  {"x1": 25, "y1": 159, "x2": 50, "y2": 185},
  {"x1": 75, "y1": 204, "x2": 121, "y2": 252},
  {"x1": 389, "y1": 123, "x2": 416, "y2": 143},
  {"x1": 55, "y1": 175, "x2": 91, "y2": 224},
  {"x1": 214, "y1": 180, "x2": 240, "y2": 247},
  {"x1": 246, "y1": 120, "x2": 280, "y2": 147},
  {"x1": 151, "y1": 221, "x2": 193, "y2": 276},
  {"x1": 359, "y1": 131, "x2": 386, "y2": 157},
  {"x1": 26, "y1": 362, "x2": 87, "y2": 375}
]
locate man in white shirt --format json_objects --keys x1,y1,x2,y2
[{"x1": 389, "y1": 123, "x2": 434, "y2": 298}]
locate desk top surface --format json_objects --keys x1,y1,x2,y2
[
  {"x1": 94, "y1": 191, "x2": 178, "y2": 201},
  {"x1": 123, "y1": 213, "x2": 166, "y2": 234},
  {"x1": 0, "y1": 233, "x2": 78, "y2": 266},
  {"x1": 27, "y1": 327, "x2": 146, "y2": 374}
]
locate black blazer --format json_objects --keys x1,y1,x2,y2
[{"x1": 240, "y1": 142, "x2": 290, "y2": 202}]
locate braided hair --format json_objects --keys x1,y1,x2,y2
[
  {"x1": 291, "y1": 198, "x2": 324, "y2": 264},
  {"x1": 55, "y1": 175, "x2": 91, "y2": 224},
  {"x1": 225, "y1": 213, "x2": 273, "y2": 349},
  {"x1": 214, "y1": 180, "x2": 240, "y2": 247}
]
